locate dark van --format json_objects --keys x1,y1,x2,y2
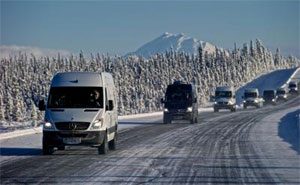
[
  {"x1": 161, "y1": 81, "x2": 198, "y2": 124},
  {"x1": 263, "y1": 90, "x2": 277, "y2": 105}
]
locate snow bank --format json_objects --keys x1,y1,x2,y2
[{"x1": 278, "y1": 109, "x2": 300, "y2": 153}]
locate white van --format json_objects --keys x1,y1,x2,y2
[
  {"x1": 242, "y1": 88, "x2": 263, "y2": 109},
  {"x1": 39, "y1": 72, "x2": 118, "y2": 155},
  {"x1": 213, "y1": 86, "x2": 236, "y2": 112}
]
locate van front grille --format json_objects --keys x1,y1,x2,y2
[{"x1": 55, "y1": 122, "x2": 90, "y2": 130}]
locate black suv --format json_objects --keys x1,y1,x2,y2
[{"x1": 161, "y1": 81, "x2": 198, "y2": 124}]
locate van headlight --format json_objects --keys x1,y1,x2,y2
[
  {"x1": 187, "y1": 107, "x2": 193, "y2": 112},
  {"x1": 272, "y1": 99, "x2": 275, "y2": 102},
  {"x1": 214, "y1": 102, "x2": 217, "y2": 104},
  {"x1": 44, "y1": 120, "x2": 53, "y2": 129},
  {"x1": 164, "y1": 108, "x2": 168, "y2": 112},
  {"x1": 92, "y1": 119, "x2": 103, "y2": 129}
]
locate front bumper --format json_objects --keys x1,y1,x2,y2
[
  {"x1": 164, "y1": 111, "x2": 193, "y2": 121},
  {"x1": 263, "y1": 99, "x2": 276, "y2": 104},
  {"x1": 214, "y1": 104, "x2": 235, "y2": 110},
  {"x1": 43, "y1": 130, "x2": 105, "y2": 147},
  {"x1": 277, "y1": 96, "x2": 287, "y2": 101},
  {"x1": 244, "y1": 101, "x2": 260, "y2": 107}
]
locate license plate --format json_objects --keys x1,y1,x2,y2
[
  {"x1": 174, "y1": 116, "x2": 183, "y2": 120},
  {"x1": 63, "y1": 137, "x2": 81, "y2": 144}
]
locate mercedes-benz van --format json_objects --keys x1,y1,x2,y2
[
  {"x1": 288, "y1": 81, "x2": 299, "y2": 93},
  {"x1": 39, "y1": 72, "x2": 118, "y2": 155},
  {"x1": 276, "y1": 88, "x2": 288, "y2": 101},
  {"x1": 161, "y1": 81, "x2": 198, "y2": 124},
  {"x1": 263, "y1": 90, "x2": 277, "y2": 105},
  {"x1": 242, "y1": 88, "x2": 263, "y2": 109},
  {"x1": 213, "y1": 86, "x2": 236, "y2": 112}
]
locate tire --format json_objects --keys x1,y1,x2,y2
[
  {"x1": 231, "y1": 107, "x2": 236, "y2": 112},
  {"x1": 243, "y1": 104, "x2": 247, "y2": 109},
  {"x1": 108, "y1": 131, "x2": 117, "y2": 151},
  {"x1": 194, "y1": 117, "x2": 198, "y2": 124},
  {"x1": 214, "y1": 108, "x2": 218, "y2": 112},
  {"x1": 42, "y1": 140, "x2": 54, "y2": 155},
  {"x1": 163, "y1": 116, "x2": 171, "y2": 124},
  {"x1": 98, "y1": 133, "x2": 108, "y2": 155},
  {"x1": 190, "y1": 118, "x2": 194, "y2": 124}
]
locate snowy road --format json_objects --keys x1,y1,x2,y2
[{"x1": 1, "y1": 94, "x2": 299, "y2": 184}]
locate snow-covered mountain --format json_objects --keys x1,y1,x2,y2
[{"x1": 126, "y1": 32, "x2": 227, "y2": 58}]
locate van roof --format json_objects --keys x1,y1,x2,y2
[
  {"x1": 216, "y1": 86, "x2": 234, "y2": 92},
  {"x1": 51, "y1": 72, "x2": 103, "y2": 87},
  {"x1": 263, "y1": 89, "x2": 275, "y2": 92},
  {"x1": 289, "y1": 81, "x2": 297, "y2": 84},
  {"x1": 244, "y1": 88, "x2": 258, "y2": 93},
  {"x1": 276, "y1": 87, "x2": 285, "y2": 91}
]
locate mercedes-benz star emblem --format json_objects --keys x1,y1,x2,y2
[{"x1": 69, "y1": 123, "x2": 77, "y2": 130}]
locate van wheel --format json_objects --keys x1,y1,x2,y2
[
  {"x1": 190, "y1": 118, "x2": 194, "y2": 124},
  {"x1": 243, "y1": 105, "x2": 247, "y2": 109},
  {"x1": 231, "y1": 108, "x2": 236, "y2": 112},
  {"x1": 163, "y1": 117, "x2": 171, "y2": 124},
  {"x1": 98, "y1": 133, "x2": 108, "y2": 155},
  {"x1": 43, "y1": 140, "x2": 54, "y2": 155},
  {"x1": 194, "y1": 117, "x2": 198, "y2": 124},
  {"x1": 214, "y1": 108, "x2": 218, "y2": 112},
  {"x1": 109, "y1": 132, "x2": 117, "y2": 150}
]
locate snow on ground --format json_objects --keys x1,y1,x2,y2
[
  {"x1": 278, "y1": 109, "x2": 300, "y2": 153},
  {"x1": 251, "y1": 106, "x2": 300, "y2": 157},
  {"x1": 236, "y1": 67, "x2": 299, "y2": 105}
]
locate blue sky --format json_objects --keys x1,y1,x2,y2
[{"x1": 1, "y1": 1, "x2": 299, "y2": 58}]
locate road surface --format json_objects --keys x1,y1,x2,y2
[{"x1": 1, "y1": 94, "x2": 299, "y2": 184}]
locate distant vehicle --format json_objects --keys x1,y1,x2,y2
[
  {"x1": 213, "y1": 86, "x2": 236, "y2": 112},
  {"x1": 242, "y1": 88, "x2": 263, "y2": 109},
  {"x1": 263, "y1": 90, "x2": 277, "y2": 105},
  {"x1": 288, "y1": 81, "x2": 299, "y2": 93},
  {"x1": 161, "y1": 81, "x2": 198, "y2": 124},
  {"x1": 39, "y1": 72, "x2": 118, "y2": 155},
  {"x1": 276, "y1": 88, "x2": 288, "y2": 101}
]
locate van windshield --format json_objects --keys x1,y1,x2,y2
[
  {"x1": 245, "y1": 92, "x2": 257, "y2": 98},
  {"x1": 215, "y1": 91, "x2": 232, "y2": 98},
  {"x1": 48, "y1": 87, "x2": 103, "y2": 108},
  {"x1": 276, "y1": 90, "x2": 285, "y2": 95},
  {"x1": 263, "y1": 91, "x2": 275, "y2": 97},
  {"x1": 166, "y1": 85, "x2": 192, "y2": 102}
]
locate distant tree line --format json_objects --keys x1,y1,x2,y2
[{"x1": 0, "y1": 39, "x2": 298, "y2": 126}]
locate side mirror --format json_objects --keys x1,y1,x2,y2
[
  {"x1": 108, "y1": 100, "x2": 114, "y2": 111},
  {"x1": 194, "y1": 97, "x2": 197, "y2": 103},
  {"x1": 39, "y1": 100, "x2": 45, "y2": 111},
  {"x1": 161, "y1": 98, "x2": 165, "y2": 104}
]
